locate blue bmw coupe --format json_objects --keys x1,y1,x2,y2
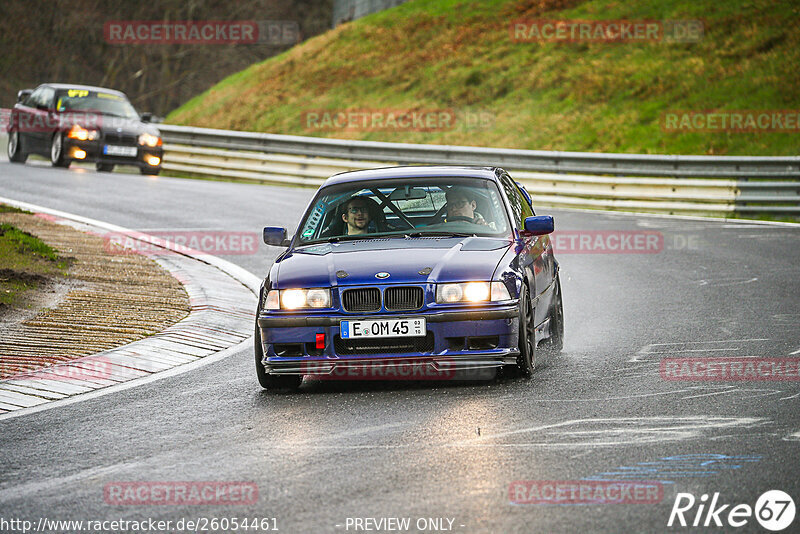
[{"x1": 255, "y1": 166, "x2": 563, "y2": 389}]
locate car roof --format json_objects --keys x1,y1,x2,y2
[
  {"x1": 322, "y1": 165, "x2": 504, "y2": 187},
  {"x1": 39, "y1": 83, "x2": 128, "y2": 97}
]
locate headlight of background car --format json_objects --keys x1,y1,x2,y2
[
  {"x1": 436, "y1": 282, "x2": 511, "y2": 303},
  {"x1": 67, "y1": 124, "x2": 98, "y2": 141},
  {"x1": 263, "y1": 288, "x2": 331, "y2": 310},
  {"x1": 138, "y1": 132, "x2": 162, "y2": 147}
]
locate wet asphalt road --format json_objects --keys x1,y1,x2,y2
[{"x1": 1, "y1": 160, "x2": 799, "y2": 534}]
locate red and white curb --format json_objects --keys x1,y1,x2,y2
[{"x1": 0, "y1": 197, "x2": 260, "y2": 420}]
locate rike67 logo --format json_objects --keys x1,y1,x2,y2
[{"x1": 668, "y1": 490, "x2": 796, "y2": 531}]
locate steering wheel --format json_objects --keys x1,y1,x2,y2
[{"x1": 446, "y1": 216, "x2": 474, "y2": 223}]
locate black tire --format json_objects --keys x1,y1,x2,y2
[
  {"x1": 96, "y1": 163, "x2": 115, "y2": 172},
  {"x1": 515, "y1": 284, "x2": 537, "y2": 377},
  {"x1": 255, "y1": 323, "x2": 302, "y2": 390},
  {"x1": 8, "y1": 130, "x2": 27, "y2": 163},
  {"x1": 141, "y1": 167, "x2": 161, "y2": 176},
  {"x1": 49, "y1": 133, "x2": 70, "y2": 168},
  {"x1": 547, "y1": 275, "x2": 564, "y2": 353}
]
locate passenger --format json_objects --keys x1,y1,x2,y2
[
  {"x1": 445, "y1": 186, "x2": 489, "y2": 226},
  {"x1": 341, "y1": 196, "x2": 372, "y2": 235}
]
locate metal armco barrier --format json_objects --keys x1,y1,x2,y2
[
  {"x1": 2, "y1": 108, "x2": 797, "y2": 218},
  {"x1": 157, "y1": 124, "x2": 800, "y2": 217}
]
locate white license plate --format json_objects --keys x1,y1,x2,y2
[
  {"x1": 103, "y1": 145, "x2": 137, "y2": 157},
  {"x1": 340, "y1": 318, "x2": 426, "y2": 339}
]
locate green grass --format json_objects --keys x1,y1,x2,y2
[
  {"x1": 166, "y1": 0, "x2": 800, "y2": 156},
  {"x1": 0, "y1": 205, "x2": 27, "y2": 214},
  {"x1": 0, "y1": 221, "x2": 69, "y2": 307}
]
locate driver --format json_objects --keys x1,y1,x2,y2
[
  {"x1": 342, "y1": 196, "x2": 372, "y2": 235},
  {"x1": 445, "y1": 186, "x2": 489, "y2": 226}
]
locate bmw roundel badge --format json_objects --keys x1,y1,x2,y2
[{"x1": 375, "y1": 272, "x2": 390, "y2": 279}]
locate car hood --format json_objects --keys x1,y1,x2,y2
[
  {"x1": 57, "y1": 113, "x2": 157, "y2": 136},
  {"x1": 272, "y1": 236, "x2": 512, "y2": 288}
]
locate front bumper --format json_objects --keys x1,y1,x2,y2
[
  {"x1": 63, "y1": 138, "x2": 163, "y2": 170},
  {"x1": 258, "y1": 306, "x2": 520, "y2": 376}
]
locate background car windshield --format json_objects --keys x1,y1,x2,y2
[
  {"x1": 56, "y1": 89, "x2": 139, "y2": 119},
  {"x1": 297, "y1": 178, "x2": 510, "y2": 243}
]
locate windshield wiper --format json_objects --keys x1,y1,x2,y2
[
  {"x1": 325, "y1": 235, "x2": 385, "y2": 243},
  {"x1": 405, "y1": 231, "x2": 474, "y2": 238}
]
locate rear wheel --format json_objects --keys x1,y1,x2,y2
[
  {"x1": 255, "y1": 322, "x2": 302, "y2": 390},
  {"x1": 8, "y1": 131, "x2": 27, "y2": 163},
  {"x1": 515, "y1": 284, "x2": 537, "y2": 377},
  {"x1": 96, "y1": 163, "x2": 115, "y2": 173},
  {"x1": 50, "y1": 133, "x2": 70, "y2": 168}
]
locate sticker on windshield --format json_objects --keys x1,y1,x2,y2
[{"x1": 97, "y1": 92, "x2": 124, "y2": 100}]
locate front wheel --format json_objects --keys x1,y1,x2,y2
[
  {"x1": 140, "y1": 167, "x2": 161, "y2": 176},
  {"x1": 254, "y1": 323, "x2": 301, "y2": 390},
  {"x1": 547, "y1": 275, "x2": 564, "y2": 353},
  {"x1": 50, "y1": 133, "x2": 70, "y2": 168},
  {"x1": 515, "y1": 284, "x2": 537, "y2": 377},
  {"x1": 8, "y1": 131, "x2": 27, "y2": 163},
  {"x1": 96, "y1": 163, "x2": 115, "y2": 172}
]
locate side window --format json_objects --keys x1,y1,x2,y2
[
  {"x1": 516, "y1": 184, "x2": 534, "y2": 219},
  {"x1": 24, "y1": 87, "x2": 43, "y2": 108},
  {"x1": 515, "y1": 181, "x2": 535, "y2": 216},
  {"x1": 39, "y1": 87, "x2": 55, "y2": 110},
  {"x1": 499, "y1": 175, "x2": 523, "y2": 228}
]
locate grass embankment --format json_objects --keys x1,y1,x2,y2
[
  {"x1": 166, "y1": 0, "x2": 800, "y2": 156},
  {"x1": 0, "y1": 205, "x2": 69, "y2": 308}
]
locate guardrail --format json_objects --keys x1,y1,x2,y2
[
  {"x1": 158, "y1": 124, "x2": 799, "y2": 217},
  {"x1": 1, "y1": 108, "x2": 797, "y2": 218}
]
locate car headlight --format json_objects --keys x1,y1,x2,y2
[
  {"x1": 436, "y1": 282, "x2": 511, "y2": 304},
  {"x1": 138, "y1": 132, "x2": 162, "y2": 147},
  {"x1": 263, "y1": 288, "x2": 331, "y2": 310},
  {"x1": 67, "y1": 124, "x2": 98, "y2": 141}
]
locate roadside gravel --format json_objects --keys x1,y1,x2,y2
[{"x1": 0, "y1": 211, "x2": 191, "y2": 378}]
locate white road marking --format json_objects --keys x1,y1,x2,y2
[
  {"x1": 644, "y1": 348, "x2": 741, "y2": 354},
  {"x1": 790, "y1": 347, "x2": 800, "y2": 355},
  {"x1": 784, "y1": 431, "x2": 800, "y2": 441},
  {"x1": 681, "y1": 387, "x2": 782, "y2": 400},
  {"x1": 265, "y1": 417, "x2": 769, "y2": 450},
  {"x1": 631, "y1": 339, "x2": 769, "y2": 362},
  {"x1": 695, "y1": 277, "x2": 758, "y2": 287}
]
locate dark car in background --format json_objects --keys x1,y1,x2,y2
[
  {"x1": 255, "y1": 166, "x2": 564, "y2": 390},
  {"x1": 6, "y1": 83, "x2": 163, "y2": 175}
]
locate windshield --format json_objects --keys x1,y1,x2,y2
[
  {"x1": 296, "y1": 176, "x2": 510, "y2": 244},
  {"x1": 55, "y1": 89, "x2": 139, "y2": 119}
]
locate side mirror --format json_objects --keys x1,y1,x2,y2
[
  {"x1": 263, "y1": 227, "x2": 291, "y2": 247},
  {"x1": 522, "y1": 216, "x2": 554, "y2": 236},
  {"x1": 17, "y1": 89, "x2": 32, "y2": 103},
  {"x1": 140, "y1": 112, "x2": 152, "y2": 123}
]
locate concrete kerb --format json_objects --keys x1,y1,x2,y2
[{"x1": 0, "y1": 196, "x2": 261, "y2": 420}]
